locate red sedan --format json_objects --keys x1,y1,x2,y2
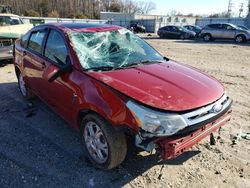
[{"x1": 13, "y1": 23, "x2": 232, "y2": 169}]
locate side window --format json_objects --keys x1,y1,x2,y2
[
  {"x1": 168, "y1": 26, "x2": 173, "y2": 31},
  {"x1": 161, "y1": 26, "x2": 168, "y2": 31},
  {"x1": 28, "y1": 30, "x2": 46, "y2": 54},
  {"x1": 209, "y1": 24, "x2": 220, "y2": 29},
  {"x1": 44, "y1": 30, "x2": 68, "y2": 65},
  {"x1": 0, "y1": 16, "x2": 10, "y2": 26},
  {"x1": 172, "y1": 27, "x2": 178, "y2": 31},
  {"x1": 222, "y1": 24, "x2": 233, "y2": 30}
]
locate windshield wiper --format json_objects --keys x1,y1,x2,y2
[
  {"x1": 84, "y1": 66, "x2": 115, "y2": 72},
  {"x1": 116, "y1": 59, "x2": 160, "y2": 70}
]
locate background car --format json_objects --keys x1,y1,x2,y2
[
  {"x1": 130, "y1": 23, "x2": 146, "y2": 33},
  {"x1": 183, "y1": 25, "x2": 202, "y2": 36},
  {"x1": 237, "y1": 25, "x2": 249, "y2": 30},
  {"x1": 0, "y1": 13, "x2": 33, "y2": 61},
  {"x1": 200, "y1": 23, "x2": 250, "y2": 43},
  {"x1": 157, "y1": 25, "x2": 196, "y2": 39}
]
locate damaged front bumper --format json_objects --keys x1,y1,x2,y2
[
  {"x1": 0, "y1": 38, "x2": 14, "y2": 61},
  {"x1": 135, "y1": 96, "x2": 232, "y2": 159},
  {"x1": 155, "y1": 108, "x2": 232, "y2": 159}
]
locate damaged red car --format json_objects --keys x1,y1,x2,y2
[{"x1": 13, "y1": 23, "x2": 232, "y2": 169}]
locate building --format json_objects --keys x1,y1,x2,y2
[{"x1": 100, "y1": 12, "x2": 196, "y2": 33}]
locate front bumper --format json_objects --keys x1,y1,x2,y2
[
  {"x1": 0, "y1": 46, "x2": 13, "y2": 61},
  {"x1": 155, "y1": 108, "x2": 232, "y2": 159}
]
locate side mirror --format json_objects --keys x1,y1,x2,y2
[{"x1": 48, "y1": 56, "x2": 72, "y2": 82}]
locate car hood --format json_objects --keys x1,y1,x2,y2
[
  {"x1": 87, "y1": 61, "x2": 224, "y2": 111},
  {"x1": 0, "y1": 24, "x2": 33, "y2": 38}
]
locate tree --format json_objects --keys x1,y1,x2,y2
[
  {"x1": 136, "y1": 1, "x2": 156, "y2": 14},
  {"x1": 48, "y1": 10, "x2": 59, "y2": 18},
  {"x1": 208, "y1": 11, "x2": 229, "y2": 18},
  {"x1": 24, "y1": 10, "x2": 40, "y2": 17},
  {"x1": 110, "y1": 1, "x2": 121, "y2": 12},
  {"x1": 38, "y1": 0, "x2": 49, "y2": 17}
]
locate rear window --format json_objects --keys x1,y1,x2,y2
[{"x1": 28, "y1": 30, "x2": 46, "y2": 54}]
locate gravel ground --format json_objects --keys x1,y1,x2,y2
[{"x1": 0, "y1": 38, "x2": 249, "y2": 188}]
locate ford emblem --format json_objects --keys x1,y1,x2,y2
[{"x1": 211, "y1": 103, "x2": 223, "y2": 113}]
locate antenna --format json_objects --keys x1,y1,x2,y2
[{"x1": 227, "y1": 0, "x2": 233, "y2": 17}]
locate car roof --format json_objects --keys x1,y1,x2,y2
[
  {"x1": 0, "y1": 13, "x2": 19, "y2": 17},
  {"x1": 37, "y1": 22, "x2": 123, "y2": 32}
]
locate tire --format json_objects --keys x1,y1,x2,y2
[
  {"x1": 203, "y1": 34, "x2": 212, "y2": 42},
  {"x1": 80, "y1": 113, "x2": 127, "y2": 170},
  {"x1": 235, "y1": 35, "x2": 246, "y2": 43},
  {"x1": 17, "y1": 71, "x2": 35, "y2": 100},
  {"x1": 180, "y1": 35, "x2": 185, "y2": 40}
]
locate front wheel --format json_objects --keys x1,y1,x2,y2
[
  {"x1": 80, "y1": 114, "x2": 127, "y2": 169},
  {"x1": 203, "y1": 34, "x2": 212, "y2": 42}
]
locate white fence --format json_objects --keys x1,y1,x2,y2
[
  {"x1": 196, "y1": 18, "x2": 246, "y2": 27},
  {"x1": 21, "y1": 16, "x2": 107, "y2": 25}
]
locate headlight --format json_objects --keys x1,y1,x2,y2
[{"x1": 126, "y1": 100, "x2": 188, "y2": 137}]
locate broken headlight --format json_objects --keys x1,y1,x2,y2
[{"x1": 126, "y1": 100, "x2": 187, "y2": 137}]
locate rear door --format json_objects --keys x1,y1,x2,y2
[
  {"x1": 171, "y1": 26, "x2": 181, "y2": 38},
  {"x1": 208, "y1": 24, "x2": 221, "y2": 38},
  {"x1": 164, "y1": 26, "x2": 174, "y2": 38},
  {"x1": 23, "y1": 29, "x2": 47, "y2": 95}
]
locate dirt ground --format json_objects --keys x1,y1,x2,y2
[{"x1": 0, "y1": 38, "x2": 249, "y2": 188}]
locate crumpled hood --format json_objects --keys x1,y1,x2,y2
[{"x1": 87, "y1": 61, "x2": 224, "y2": 111}]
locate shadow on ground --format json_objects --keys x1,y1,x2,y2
[{"x1": 0, "y1": 82, "x2": 200, "y2": 188}]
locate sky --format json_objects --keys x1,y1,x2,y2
[{"x1": 145, "y1": 0, "x2": 249, "y2": 16}]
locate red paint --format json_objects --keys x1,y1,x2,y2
[
  {"x1": 13, "y1": 23, "x2": 231, "y2": 161},
  {"x1": 88, "y1": 61, "x2": 224, "y2": 111},
  {"x1": 156, "y1": 109, "x2": 232, "y2": 159}
]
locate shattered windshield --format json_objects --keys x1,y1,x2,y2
[{"x1": 69, "y1": 29, "x2": 163, "y2": 71}]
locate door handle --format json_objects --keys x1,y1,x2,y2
[{"x1": 41, "y1": 62, "x2": 46, "y2": 69}]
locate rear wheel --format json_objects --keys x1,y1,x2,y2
[
  {"x1": 80, "y1": 113, "x2": 127, "y2": 170},
  {"x1": 17, "y1": 72, "x2": 35, "y2": 100},
  {"x1": 235, "y1": 35, "x2": 246, "y2": 43},
  {"x1": 203, "y1": 34, "x2": 212, "y2": 42}
]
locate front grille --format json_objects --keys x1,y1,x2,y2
[
  {"x1": 181, "y1": 94, "x2": 231, "y2": 126},
  {"x1": 0, "y1": 38, "x2": 15, "y2": 47}
]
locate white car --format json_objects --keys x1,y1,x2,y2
[{"x1": 0, "y1": 14, "x2": 33, "y2": 61}]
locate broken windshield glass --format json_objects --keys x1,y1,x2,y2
[{"x1": 68, "y1": 29, "x2": 163, "y2": 71}]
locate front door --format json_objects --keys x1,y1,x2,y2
[
  {"x1": 41, "y1": 29, "x2": 74, "y2": 123},
  {"x1": 222, "y1": 24, "x2": 236, "y2": 39}
]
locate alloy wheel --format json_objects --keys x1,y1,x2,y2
[{"x1": 84, "y1": 121, "x2": 109, "y2": 164}]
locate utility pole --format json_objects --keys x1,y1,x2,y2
[
  {"x1": 248, "y1": 0, "x2": 250, "y2": 14},
  {"x1": 239, "y1": 3, "x2": 244, "y2": 17},
  {"x1": 227, "y1": 0, "x2": 233, "y2": 17}
]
